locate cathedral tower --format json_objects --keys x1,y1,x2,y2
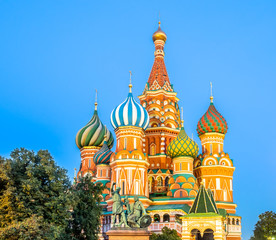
[
  {"x1": 166, "y1": 116, "x2": 199, "y2": 199},
  {"x1": 138, "y1": 23, "x2": 181, "y2": 194},
  {"x1": 194, "y1": 90, "x2": 236, "y2": 213},
  {"x1": 75, "y1": 98, "x2": 114, "y2": 179},
  {"x1": 110, "y1": 81, "x2": 150, "y2": 204}
]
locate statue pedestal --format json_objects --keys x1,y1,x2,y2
[{"x1": 107, "y1": 228, "x2": 151, "y2": 240}]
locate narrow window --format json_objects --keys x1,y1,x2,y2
[
  {"x1": 230, "y1": 179, "x2": 233, "y2": 191},
  {"x1": 124, "y1": 138, "x2": 127, "y2": 149},
  {"x1": 134, "y1": 138, "x2": 137, "y2": 149},
  {"x1": 224, "y1": 190, "x2": 227, "y2": 201},
  {"x1": 180, "y1": 163, "x2": 182, "y2": 171},
  {"x1": 122, "y1": 181, "x2": 125, "y2": 195},
  {"x1": 216, "y1": 178, "x2": 220, "y2": 189},
  {"x1": 210, "y1": 144, "x2": 213, "y2": 154},
  {"x1": 135, "y1": 181, "x2": 139, "y2": 195},
  {"x1": 100, "y1": 170, "x2": 102, "y2": 177},
  {"x1": 89, "y1": 158, "x2": 91, "y2": 168},
  {"x1": 218, "y1": 144, "x2": 221, "y2": 153}
]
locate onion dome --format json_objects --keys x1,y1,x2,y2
[
  {"x1": 93, "y1": 137, "x2": 113, "y2": 165},
  {"x1": 167, "y1": 122, "x2": 199, "y2": 159},
  {"x1": 152, "y1": 22, "x2": 167, "y2": 42},
  {"x1": 76, "y1": 102, "x2": 114, "y2": 149},
  {"x1": 110, "y1": 82, "x2": 149, "y2": 130},
  {"x1": 197, "y1": 101, "x2": 228, "y2": 136}
]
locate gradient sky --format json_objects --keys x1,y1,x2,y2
[{"x1": 0, "y1": 1, "x2": 275, "y2": 239}]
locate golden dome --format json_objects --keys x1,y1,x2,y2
[{"x1": 152, "y1": 22, "x2": 167, "y2": 42}]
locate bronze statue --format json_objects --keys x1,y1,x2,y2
[
  {"x1": 111, "y1": 183, "x2": 152, "y2": 229},
  {"x1": 111, "y1": 183, "x2": 129, "y2": 227}
]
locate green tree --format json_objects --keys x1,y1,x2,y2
[
  {"x1": 66, "y1": 175, "x2": 105, "y2": 240},
  {"x1": 250, "y1": 211, "x2": 276, "y2": 240},
  {"x1": 150, "y1": 227, "x2": 181, "y2": 240},
  {"x1": 0, "y1": 148, "x2": 72, "y2": 239}
]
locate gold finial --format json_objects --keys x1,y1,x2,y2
[
  {"x1": 95, "y1": 89, "x2": 98, "y2": 110},
  {"x1": 181, "y1": 107, "x2": 184, "y2": 127},
  {"x1": 210, "y1": 82, "x2": 213, "y2": 103},
  {"x1": 129, "y1": 71, "x2": 133, "y2": 93}
]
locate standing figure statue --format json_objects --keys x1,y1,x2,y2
[
  {"x1": 127, "y1": 196, "x2": 151, "y2": 228},
  {"x1": 111, "y1": 183, "x2": 129, "y2": 227}
]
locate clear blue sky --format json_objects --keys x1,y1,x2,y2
[{"x1": 0, "y1": 1, "x2": 275, "y2": 239}]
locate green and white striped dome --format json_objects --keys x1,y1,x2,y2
[{"x1": 76, "y1": 103, "x2": 114, "y2": 149}]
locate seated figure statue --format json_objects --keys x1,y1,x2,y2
[{"x1": 127, "y1": 195, "x2": 151, "y2": 228}]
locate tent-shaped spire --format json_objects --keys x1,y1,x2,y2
[{"x1": 189, "y1": 184, "x2": 219, "y2": 214}]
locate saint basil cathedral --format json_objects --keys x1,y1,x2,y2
[{"x1": 75, "y1": 23, "x2": 242, "y2": 240}]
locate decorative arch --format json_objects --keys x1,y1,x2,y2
[
  {"x1": 175, "y1": 176, "x2": 186, "y2": 183},
  {"x1": 219, "y1": 157, "x2": 233, "y2": 167},
  {"x1": 189, "y1": 190, "x2": 197, "y2": 197},
  {"x1": 170, "y1": 183, "x2": 180, "y2": 190},
  {"x1": 202, "y1": 156, "x2": 218, "y2": 166},
  {"x1": 182, "y1": 182, "x2": 193, "y2": 189},
  {"x1": 188, "y1": 177, "x2": 196, "y2": 183},
  {"x1": 168, "y1": 177, "x2": 175, "y2": 184},
  {"x1": 174, "y1": 189, "x2": 188, "y2": 198}
]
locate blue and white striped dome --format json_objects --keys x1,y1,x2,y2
[{"x1": 110, "y1": 91, "x2": 149, "y2": 130}]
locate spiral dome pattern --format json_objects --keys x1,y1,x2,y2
[
  {"x1": 167, "y1": 127, "x2": 199, "y2": 159},
  {"x1": 93, "y1": 140, "x2": 113, "y2": 165},
  {"x1": 76, "y1": 109, "x2": 114, "y2": 149},
  {"x1": 110, "y1": 92, "x2": 149, "y2": 130},
  {"x1": 197, "y1": 103, "x2": 228, "y2": 136}
]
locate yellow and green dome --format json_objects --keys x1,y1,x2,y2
[{"x1": 167, "y1": 126, "x2": 199, "y2": 159}]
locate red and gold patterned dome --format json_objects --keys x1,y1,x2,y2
[{"x1": 197, "y1": 102, "x2": 228, "y2": 136}]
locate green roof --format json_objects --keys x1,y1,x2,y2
[
  {"x1": 189, "y1": 185, "x2": 219, "y2": 214},
  {"x1": 146, "y1": 204, "x2": 190, "y2": 213}
]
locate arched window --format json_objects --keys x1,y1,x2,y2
[
  {"x1": 203, "y1": 229, "x2": 214, "y2": 239},
  {"x1": 210, "y1": 144, "x2": 213, "y2": 154},
  {"x1": 124, "y1": 138, "x2": 127, "y2": 149},
  {"x1": 150, "y1": 144, "x2": 156, "y2": 155},
  {"x1": 236, "y1": 219, "x2": 239, "y2": 225},
  {"x1": 154, "y1": 214, "x2": 160, "y2": 222},
  {"x1": 165, "y1": 177, "x2": 169, "y2": 187},
  {"x1": 157, "y1": 176, "x2": 162, "y2": 186},
  {"x1": 163, "y1": 214, "x2": 170, "y2": 222},
  {"x1": 232, "y1": 218, "x2": 235, "y2": 225},
  {"x1": 228, "y1": 218, "x2": 231, "y2": 225},
  {"x1": 89, "y1": 158, "x2": 91, "y2": 168}
]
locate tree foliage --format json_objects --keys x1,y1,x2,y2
[
  {"x1": 66, "y1": 175, "x2": 105, "y2": 240},
  {"x1": 150, "y1": 227, "x2": 181, "y2": 240},
  {"x1": 250, "y1": 211, "x2": 276, "y2": 240},
  {"x1": 0, "y1": 148, "x2": 72, "y2": 239}
]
